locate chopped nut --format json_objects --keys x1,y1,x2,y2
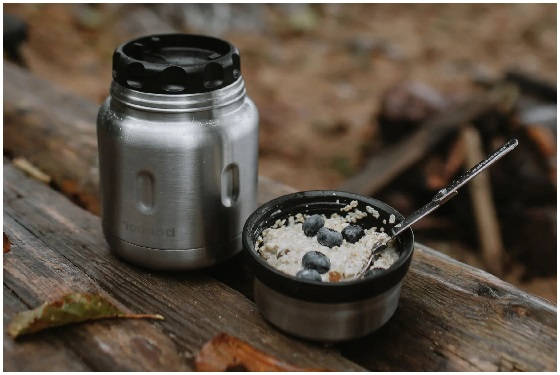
[{"x1": 328, "y1": 271, "x2": 342, "y2": 282}]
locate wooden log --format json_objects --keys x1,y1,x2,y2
[
  {"x1": 4, "y1": 62, "x2": 101, "y2": 213},
  {"x1": 5, "y1": 162, "x2": 557, "y2": 371},
  {"x1": 338, "y1": 84, "x2": 518, "y2": 196},
  {"x1": 341, "y1": 243, "x2": 556, "y2": 371},
  {"x1": 3, "y1": 162, "x2": 364, "y2": 372},
  {"x1": 3, "y1": 62, "x2": 557, "y2": 371},
  {"x1": 461, "y1": 126, "x2": 506, "y2": 276},
  {"x1": 3, "y1": 209, "x2": 189, "y2": 371}
]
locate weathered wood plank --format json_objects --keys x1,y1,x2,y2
[
  {"x1": 341, "y1": 243, "x2": 556, "y2": 371},
  {"x1": 3, "y1": 211, "x2": 189, "y2": 371},
  {"x1": 3, "y1": 61, "x2": 557, "y2": 371},
  {"x1": 3, "y1": 161, "x2": 365, "y2": 371},
  {"x1": 4, "y1": 62, "x2": 100, "y2": 214}
]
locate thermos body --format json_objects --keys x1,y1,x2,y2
[{"x1": 97, "y1": 34, "x2": 259, "y2": 270}]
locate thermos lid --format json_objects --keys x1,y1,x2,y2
[{"x1": 112, "y1": 34, "x2": 241, "y2": 94}]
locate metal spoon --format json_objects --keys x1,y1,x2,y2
[{"x1": 357, "y1": 138, "x2": 519, "y2": 279}]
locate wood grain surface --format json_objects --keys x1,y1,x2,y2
[
  {"x1": 3, "y1": 161, "x2": 364, "y2": 371},
  {"x1": 3, "y1": 62, "x2": 557, "y2": 371}
]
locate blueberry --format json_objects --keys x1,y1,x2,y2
[
  {"x1": 364, "y1": 267, "x2": 386, "y2": 278},
  {"x1": 302, "y1": 214, "x2": 325, "y2": 237},
  {"x1": 296, "y1": 269, "x2": 322, "y2": 281},
  {"x1": 342, "y1": 225, "x2": 365, "y2": 243},
  {"x1": 316, "y1": 227, "x2": 343, "y2": 248},
  {"x1": 302, "y1": 251, "x2": 331, "y2": 274}
]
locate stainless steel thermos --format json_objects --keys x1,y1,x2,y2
[{"x1": 97, "y1": 34, "x2": 259, "y2": 270}]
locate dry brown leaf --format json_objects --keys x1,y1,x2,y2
[
  {"x1": 12, "y1": 157, "x2": 52, "y2": 184},
  {"x1": 4, "y1": 233, "x2": 11, "y2": 253},
  {"x1": 195, "y1": 333, "x2": 327, "y2": 371},
  {"x1": 8, "y1": 293, "x2": 164, "y2": 338}
]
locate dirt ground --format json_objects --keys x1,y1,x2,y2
[{"x1": 4, "y1": 3, "x2": 557, "y2": 301}]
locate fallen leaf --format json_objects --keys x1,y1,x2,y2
[
  {"x1": 12, "y1": 157, "x2": 52, "y2": 184},
  {"x1": 195, "y1": 333, "x2": 326, "y2": 371},
  {"x1": 8, "y1": 293, "x2": 163, "y2": 338},
  {"x1": 4, "y1": 233, "x2": 11, "y2": 253}
]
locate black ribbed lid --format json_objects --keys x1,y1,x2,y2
[{"x1": 112, "y1": 34, "x2": 241, "y2": 94}]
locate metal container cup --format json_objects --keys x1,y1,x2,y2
[
  {"x1": 97, "y1": 34, "x2": 259, "y2": 270},
  {"x1": 243, "y1": 191, "x2": 414, "y2": 342}
]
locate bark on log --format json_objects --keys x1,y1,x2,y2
[
  {"x1": 341, "y1": 243, "x2": 556, "y2": 371},
  {"x1": 4, "y1": 62, "x2": 101, "y2": 213},
  {"x1": 5, "y1": 162, "x2": 557, "y2": 371},
  {"x1": 3, "y1": 62, "x2": 557, "y2": 371},
  {"x1": 3, "y1": 202, "x2": 189, "y2": 371}
]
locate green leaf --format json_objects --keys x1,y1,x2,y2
[{"x1": 8, "y1": 292, "x2": 164, "y2": 338}]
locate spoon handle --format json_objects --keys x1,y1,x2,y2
[
  {"x1": 392, "y1": 138, "x2": 518, "y2": 237},
  {"x1": 357, "y1": 138, "x2": 518, "y2": 279}
]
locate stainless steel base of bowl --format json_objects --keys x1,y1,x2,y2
[
  {"x1": 254, "y1": 278, "x2": 402, "y2": 342},
  {"x1": 105, "y1": 233, "x2": 242, "y2": 270}
]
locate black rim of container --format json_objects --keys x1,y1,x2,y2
[
  {"x1": 112, "y1": 33, "x2": 241, "y2": 94},
  {"x1": 243, "y1": 190, "x2": 414, "y2": 303}
]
